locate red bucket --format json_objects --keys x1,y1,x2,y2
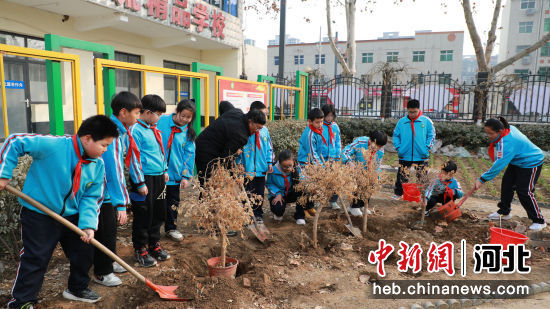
[
  {"x1": 402, "y1": 183, "x2": 421, "y2": 203},
  {"x1": 489, "y1": 227, "x2": 528, "y2": 264}
]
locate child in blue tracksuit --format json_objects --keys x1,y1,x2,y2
[
  {"x1": 321, "y1": 104, "x2": 342, "y2": 209},
  {"x1": 129, "y1": 94, "x2": 169, "y2": 267},
  {"x1": 94, "y1": 92, "x2": 142, "y2": 287},
  {"x1": 0, "y1": 115, "x2": 119, "y2": 307},
  {"x1": 237, "y1": 101, "x2": 274, "y2": 222},
  {"x1": 474, "y1": 117, "x2": 546, "y2": 231},
  {"x1": 425, "y1": 160, "x2": 464, "y2": 216},
  {"x1": 392, "y1": 99, "x2": 436, "y2": 198},
  {"x1": 266, "y1": 150, "x2": 314, "y2": 224},
  {"x1": 297, "y1": 108, "x2": 326, "y2": 166},
  {"x1": 342, "y1": 131, "x2": 387, "y2": 217},
  {"x1": 157, "y1": 99, "x2": 196, "y2": 241}
]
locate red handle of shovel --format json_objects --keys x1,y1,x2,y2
[
  {"x1": 5, "y1": 185, "x2": 192, "y2": 301},
  {"x1": 456, "y1": 187, "x2": 476, "y2": 208}
]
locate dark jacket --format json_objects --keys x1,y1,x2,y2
[{"x1": 195, "y1": 108, "x2": 250, "y2": 172}]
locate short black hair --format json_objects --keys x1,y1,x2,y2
[
  {"x1": 278, "y1": 149, "x2": 294, "y2": 163},
  {"x1": 111, "y1": 91, "x2": 142, "y2": 116},
  {"x1": 308, "y1": 108, "x2": 324, "y2": 121},
  {"x1": 250, "y1": 101, "x2": 267, "y2": 111},
  {"x1": 77, "y1": 115, "x2": 119, "y2": 141},
  {"x1": 247, "y1": 109, "x2": 266, "y2": 125},
  {"x1": 321, "y1": 104, "x2": 336, "y2": 119},
  {"x1": 442, "y1": 160, "x2": 458, "y2": 173},
  {"x1": 407, "y1": 99, "x2": 420, "y2": 109},
  {"x1": 141, "y1": 94, "x2": 166, "y2": 113},
  {"x1": 370, "y1": 130, "x2": 388, "y2": 146},
  {"x1": 219, "y1": 100, "x2": 234, "y2": 116}
]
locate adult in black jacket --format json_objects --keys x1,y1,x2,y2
[
  {"x1": 219, "y1": 100, "x2": 234, "y2": 116},
  {"x1": 195, "y1": 107, "x2": 266, "y2": 185}
]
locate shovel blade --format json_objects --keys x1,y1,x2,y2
[
  {"x1": 345, "y1": 224, "x2": 363, "y2": 238},
  {"x1": 438, "y1": 200, "x2": 456, "y2": 215},
  {"x1": 145, "y1": 279, "x2": 193, "y2": 301},
  {"x1": 247, "y1": 224, "x2": 269, "y2": 243}
]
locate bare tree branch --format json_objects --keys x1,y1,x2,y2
[
  {"x1": 484, "y1": 0, "x2": 501, "y2": 66},
  {"x1": 462, "y1": 0, "x2": 488, "y2": 71},
  {"x1": 492, "y1": 32, "x2": 550, "y2": 73},
  {"x1": 326, "y1": 0, "x2": 351, "y2": 75}
]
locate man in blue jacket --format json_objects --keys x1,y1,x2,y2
[
  {"x1": 0, "y1": 115, "x2": 118, "y2": 307},
  {"x1": 392, "y1": 99, "x2": 436, "y2": 199},
  {"x1": 237, "y1": 101, "x2": 274, "y2": 223}
]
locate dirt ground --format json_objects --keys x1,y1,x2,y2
[{"x1": 1, "y1": 186, "x2": 550, "y2": 309}]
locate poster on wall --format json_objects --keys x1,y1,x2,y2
[{"x1": 218, "y1": 79, "x2": 268, "y2": 114}]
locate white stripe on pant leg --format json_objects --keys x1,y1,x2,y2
[
  {"x1": 9, "y1": 247, "x2": 24, "y2": 304},
  {"x1": 528, "y1": 166, "x2": 543, "y2": 219}
]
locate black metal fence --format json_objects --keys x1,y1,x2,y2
[{"x1": 307, "y1": 73, "x2": 550, "y2": 123}]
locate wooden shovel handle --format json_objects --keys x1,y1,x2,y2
[
  {"x1": 5, "y1": 185, "x2": 147, "y2": 284},
  {"x1": 456, "y1": 187, "x2": 476, "y2": 208}
]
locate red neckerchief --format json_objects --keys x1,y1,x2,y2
[
  {"x1": 440, "y1": 176, "x2": 454, "y2": 202},
  {"x1": 124, "y1": 124, "x2": 140, "y2": 169},
  {"x1": 138, "y1": 120, "x2": 165, "y2": 155},
  {"x1": 281, "y1": 173, "x2": 290, "y2": 194},
  {"x1": 324, "y1": 120, "x2": 335, "y2": 145},
  {"x1": 167, "y1": 126, "x2": 183, "y2": 150},
  {"x1": 488, "y1": 128, "x2": 510, "y2": 162},
  {"x1": 309, "y1": 124, "x2": 328, "y2": 146},
  {"x1": 71, "y1": 135, "x2": 92, "y2": 199},
  {"x1": 366, "y1": 140, "x2": 375, "y2": 166},
  {"x1": 255, "y1": 131, "x2": 262, "y2": 151},
  {"x1": 409, "y1": 110, "x2": 423, "y2": 136}
]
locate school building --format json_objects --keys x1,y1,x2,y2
[{"x1": 0, "y1": 0, "x2": 267, "y2": 138}]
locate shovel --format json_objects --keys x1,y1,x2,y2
[
  {"x1": 340, "y1": 199, "x2": 362, "y2": 238},
  {"x1": 5, "y1": 185, "x2": 192, "y2": 302},
  {"x1": 240, "y1": 184, "x2": 270, "y2": 243},
  {"x1": 438, "y1": 187, "x2": 475, "y2": 222}
]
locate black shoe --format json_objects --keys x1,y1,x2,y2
[
  {"x1": 226, "y1": 230, "x2": 238, "y2": 237},
  {"x1": 255, "y1": 216, "x2": 264, "y2": 224},
  {"x1": 149, "y1": 243, "x2": 171, "y2": 261},
  {"x1": 62, "y1": 288, "x2": 101, "y2": 303},
  {"x1": 134, "y1": 247, "x2": 157, "y2": 267}
]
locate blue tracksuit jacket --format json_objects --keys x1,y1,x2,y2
[
  {"x1": 297, "y1": 126, "x2": 326, "y2": 165},
  {"x1": 425, "y1": 177, "x2": 464, "y2": 199},
  {"x1": 393, "y1": 114, "x2": 436, "y2": 162},
  {"x1": 129, "y1": 119, "x2": 167, "y2": 187},
  {"x1": 0, "y1": 134, "x2": 105, "y2": 230},
  {"x1": 266, "y1": 163, "x2": 294, "y2": 199},
  {"x1": 157, "y1": 114, "x2": 196, "y2": 185},
  {"x1": 342, "y1": 136, "x2": 384, "y2": 170},
  {"x1": 102, "y1": 115, "x2": 132, "y2": 209},
  {"x1": 479, "y1": 125, "x2": 545, "y2": 183},
  {"x1": 236, "y1": 126, "x2": 274, "y2": 177},
  {"x1": 321, "y1": 120, "x2": 341, "y2": 161}
]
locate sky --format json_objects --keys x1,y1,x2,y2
[{"x1": 242, "y1": 0, "x2": 501, "y2": 56}]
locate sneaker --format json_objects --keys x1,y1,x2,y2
[
  {"x1": 529, "y1": 222, "x2": 547, "y2": 231},
  {"x1": 391, "y1": 195, "x2": 402, "y2": 201},
  {"x1": 134, "y1": 248, "x2": 157, "y2": 267},
  {"x1": 424, "y1": 210, "x2": 430, "y2": 217},
  {"x1": 305, "y1": 208, "x2": 317, "y2": 216},
  {"x1": 149, "y1": 243, "x2": 170, "y2": 261},
  {"x1": 166, "y1": 230, "x2": 183, "y2": 241},
  {"x1": 296, "y1": 219, "x2": 306, "y2": 225},
  {"x1": 62, "y1": 288, "x2": 101, "y2": 303},
  {"x1": 226, "y1": 230, "x2": 238, "y2": 237},
  {"x1": 255, "y1": 217, "x2": 264, "y2": 224},
  {"x1": 348, "y1": 207, "x2": 363, "y2": 217},
  {"x1": 112, "y1": 262, "x2": 127, "y2": 273},
  {"x1": 488, "y1": 212, "x2": 512, "y2": 220},
  {"x1": 360, "y1": 207, "x2": 372, "y2": 215},
  {"x1": 94, "y1": 273, "x2": 122, "y2": 287},
  {"x1": 330, "y1": 202, "x2": 341, "y2": 210},
  {"x1": 273, "y1": 215, "x2": 283, "y2": 221}
]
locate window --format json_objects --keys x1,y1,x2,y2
[
  {"x1": 438, "y1": 73, "x2": 452, "y2": 85},
  {"x1": 163, "y1": 61, "x2": 191, "y2": 105},
  {"x1": 538, "y1": 67, "x2": 550, "y2": 81},
  {"x1": 520, "y1": 0, "x2": 535, "y2": 9},
  {"x1": 294, "y1": 55, "x2": 304, "y2": 65},
  {"x1": 114, "y1": 51, "x2": 141, "y2": 97},
  {"x1": 315, "y1": 54, "x2": 325, "y2": 64},
  {"x1": 545, "y1": 18, "x2": 550, "y2": 32},
  {"x1": 542, "y1": 43, "x2": 550, "y2": 56},
  {"x1": 361, "y1": 52, "x2": 373, "y2": 63},
  {"x1": 440, "y1": 50, "x2": 453, "y2": 61},
  {"x1": 209, "y1": 0, "x2": 222, "y2": 7},
  {"x1": 222, "y1": 0, "x2": 238, "y2": 17},
  {"x1": 516, "y1": 45, "x2": 530, "y2": 57},
  {"x1": 412, "y1": 51, "x2": 425, "y2": 62},
  {"x1": 274, "y1": 56, "x2": 279, "y2": 65},
  {"x1": 386, "y1": 51, "x2": 398, "y2": 62},
  {"x1": 514, "y1": 69, "x2": 530, "y2": 81},
  {"x1": 519, "y1": 21, "x2": 534, "y2": 33}
]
